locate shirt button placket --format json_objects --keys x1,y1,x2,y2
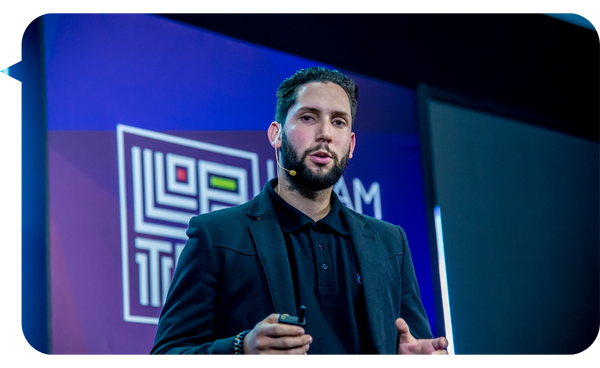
[{"x1": 314, "y1": 225, "x2": 335, "y2": 290}]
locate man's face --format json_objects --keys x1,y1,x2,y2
[
  {"x1": 280, "y1": 131, "x2": 350, "y2": 191},
  {"x1": 280, "y1": 82, "x2": 355, "y2": 191}
]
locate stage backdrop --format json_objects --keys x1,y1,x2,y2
[{"x1": 43, "y1": 14, "x2": 435, "y2": 353}]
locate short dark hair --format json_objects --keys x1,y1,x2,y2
[{"x1": 275, "y1": 67, "x2": 358, "y2": 127}]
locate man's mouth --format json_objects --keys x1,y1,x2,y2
[{"x1": 309, "y1": 150, "x2": 332, "y2": 164}]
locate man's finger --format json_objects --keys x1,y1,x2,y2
[
  {"x1": 260, "y1": 313, "x2": 304, "y2": 337},
  {"x1": 395, "y1": 318, "x2": 415, "y2": 344},
  {"x1": 263, "y1": 313, "x2": 281, "y2": 324},
  {"x1": 431, "y1": 336, "x2": 448, "y2": 350},
  {"x1": 268, "y1": 334, "x2": 312, "y2": 349},
  {"x1": 263, "y1": 323, "x2": 305, "y2": 337}
]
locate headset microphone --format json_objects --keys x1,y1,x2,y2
[
  {"x1": 273, "y1": 128, "x2": 296, "y2": 177},
  {"x1": 275, "y1": 146, "x2": 296, "y2": 176}
]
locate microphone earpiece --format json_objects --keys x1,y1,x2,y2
[{"x1": 274, "y1": 128, "x2": 282, "y2": 143}]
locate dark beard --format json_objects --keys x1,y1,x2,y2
[{"x1": 280, "y1": 133, "x2": 350, "y2": 194}]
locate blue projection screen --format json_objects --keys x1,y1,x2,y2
[{"x1": 40, "y1": 14, "x2": 436, "y2": 353}]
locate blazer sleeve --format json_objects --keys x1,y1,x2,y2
[
  {"x1": 397, "y1": 225, "x2": 434, "y2": 341},
  {"x1": 151, "y1": 217, "x2": 234, "y2": 354}
]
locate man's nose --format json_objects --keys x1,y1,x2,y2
[{"x1": 316, "y1": 122, "x2": 332, "y2": 143}]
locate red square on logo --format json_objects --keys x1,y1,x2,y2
[{"x1": 176, "y1": 167, "x2": 187, "y2": 183}]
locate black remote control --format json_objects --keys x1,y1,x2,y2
[{"x1": 278, "y1": 305, "x2": 306, "y2": 326}]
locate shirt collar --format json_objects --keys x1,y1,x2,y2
[{"x1": 267, "y1": 179, "x2": 349, "y2": 235}]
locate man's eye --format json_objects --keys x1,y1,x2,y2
[
  {"x1": 333, "y1": 120, "x2": 346, "y2": 126},
  {"x1": 301, "y1": 116, "x2": 312, "y2": 121}
]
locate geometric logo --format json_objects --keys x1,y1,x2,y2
[{"x1": 117, "y1": 124, "x2": 260, "y2": 324}]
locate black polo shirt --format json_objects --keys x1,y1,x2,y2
[{"x1": 267, "y1": 181, "x2": 368, "y2": 354}]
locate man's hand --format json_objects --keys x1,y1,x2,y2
[
  {"x1": 243, "y1": 314, "x2": 312, "y2": 354},
  {"x1": 396, "y1": 318, "x2": 448, "y2": 355}
]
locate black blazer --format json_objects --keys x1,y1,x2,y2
[{"x1": 151, "y1": 183, "x2": 432, "y2": 354}]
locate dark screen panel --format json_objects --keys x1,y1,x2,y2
[{"x1": 424, "y1": 97, "x2": 599, "y2": 354}]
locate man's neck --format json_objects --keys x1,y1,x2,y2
[{"x1": 276, "y1": 175, "x2": 332, "y2": 222}]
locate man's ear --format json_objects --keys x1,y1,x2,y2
[
  {"x1": 268, "y1": 121, "x2": 282, "y2": 148},
  {"x1": 348, "y1": 132, "x2": 356, "y2": 159}
]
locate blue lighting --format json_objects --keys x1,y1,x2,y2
[
  {"x1": 434, "y1": 206, "x2": 455, "y2": 355},
  {"x1": 0, "y1": 65, "x2": 10, "y2": 79},
  {"x1": 545, "y1": 14, "x2": 596, "y2": 31}
]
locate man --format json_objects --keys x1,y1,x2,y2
[{"x1": 151, "y1": 67, "x2": 448, "y2": 354}]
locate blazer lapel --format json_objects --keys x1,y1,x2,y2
[
  {"x1": 342, "y1": 208, "x2": 386, "y2": 353},
  {"x1": 247, "y1": 189, "x2": 298, "y2": 315}
]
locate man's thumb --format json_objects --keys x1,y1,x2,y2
[{"x1": 395, "y1": 318, "x2": 415, "y2": 343}]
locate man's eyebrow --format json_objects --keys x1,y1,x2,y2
[
  {"x1": 296, "y1": 106, "x2": 321, "y2": 114},
  {"x1": 296, "y1": 106, "x2": 350, "y2": 118}
]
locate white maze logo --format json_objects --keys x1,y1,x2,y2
[{"x1": 117, "y1": 125, "x2": 260, "y2": 324}]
